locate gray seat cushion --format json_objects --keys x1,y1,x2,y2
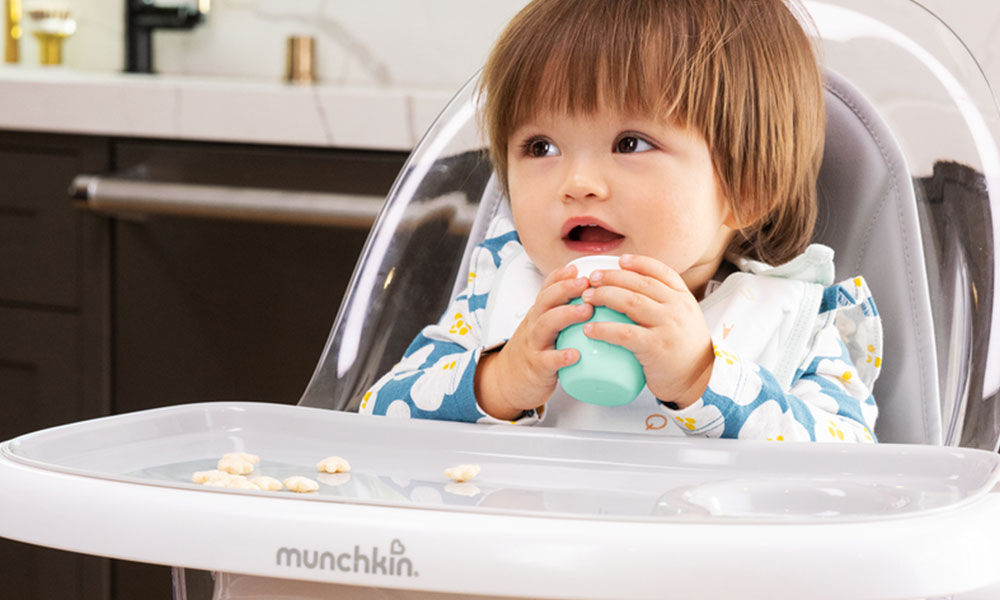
[{"x1": 815, "y1": 69, "x2": 941, "y2": 444}]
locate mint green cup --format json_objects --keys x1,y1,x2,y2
[{"x1": 555, "y1": 256, "x2": 646, "y2": 406}]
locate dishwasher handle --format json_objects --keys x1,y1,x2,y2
[{"x1": 70, "y1": 175, "x2": 386, "y2": 228}]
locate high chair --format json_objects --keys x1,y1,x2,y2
[
  {"x1": 300, "y1": 69, "x2": 994, "y2": 453},
  {"x1": 1, "y1": 1, "x2": 998, "y2": 599}
]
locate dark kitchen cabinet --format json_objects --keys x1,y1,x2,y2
[
  {"x1": 0, "y1": 130, "x2": 407, "y2": 599},
  {"x1": 0, "y1": 131, "x2": 112, "y2": 600}
]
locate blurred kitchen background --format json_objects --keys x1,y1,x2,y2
[
  {"x1": 0, "y1": 2, "x2": 533, "y2": 598},
  {"x1": 21, "y1": 0, "x2": 528, "y2": 86},
  {"x1": 0, "y1": 1, "x2": 998, "y2": 599}
]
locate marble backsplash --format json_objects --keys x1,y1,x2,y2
[{"x1": 33, "y1": 0, "x2": 530, "y2": 90}]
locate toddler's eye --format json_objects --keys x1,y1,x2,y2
[
  {"x1": 615, "y1": 135, "x2": 654, "y2": 154},
  {"x1": 522, "y1": 138, "x2": 559, "y2": 157}
]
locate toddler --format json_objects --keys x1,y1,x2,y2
[{"x1": 361, "y1": 0, "x2": 881, "y2": 442}]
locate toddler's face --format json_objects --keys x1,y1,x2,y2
[{"x1": 507, "y1": 108, "x2": 735, "y2": 295}]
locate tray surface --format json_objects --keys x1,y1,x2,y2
[{"x1": 4, "y1": 402, "x2": 999, "y2": 523}]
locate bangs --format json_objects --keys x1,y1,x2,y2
[
  {"x1": 480, "y1": 0, "x2": 728, "y2": 192},
  {"x1": 492, "y1": 0, "x2": 692, "y2": 133}
]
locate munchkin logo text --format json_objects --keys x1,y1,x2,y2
[{"x1": 275, "y1": 538, "x2": 418, "y2": 578}]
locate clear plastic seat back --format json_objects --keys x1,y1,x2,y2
[{"x1": 300, "y1": 0, "x2": 999, "y2": 450}]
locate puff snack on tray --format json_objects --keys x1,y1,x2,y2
[
  {"x1": 283, "y1": 476, "x2": 320, "y2": 493},
  {"x1": 217, "y1": 452, "x2": 259, "y2": 475},
  {"x1": 445, "y1": 464, "x2": 480, "y2": 483},
  {"x1": 316, "y1": 455, "x2": 351, "y2": 474}
]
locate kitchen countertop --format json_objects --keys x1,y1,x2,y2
[{"x1": 0, "y1": 66, "x2": 458, "y2": 151}]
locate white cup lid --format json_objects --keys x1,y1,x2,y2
[{"x1": 566, "y1": 255, "x2": 621, "y2": 278}]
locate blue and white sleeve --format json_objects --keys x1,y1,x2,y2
[
  {"x1": 359, "y1": 217, "x2": 540, "y2": 425},
  {"x1": 661, "y1": 277, "x2": 881, "y2": 442}
]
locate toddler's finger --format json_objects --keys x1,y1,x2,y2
[
  {"x1": 581, "y1": 286, "x2": 661, "y2": 327},
  {"x1": 540, "y1": 348, "x2": 580, "y2": 372},
  {"x1": 532, "y1": 302, "x2": 593, "y2": 347},
  {"x1": 619, "y1": 254, "x2": 689, "y2": 292},
  {"x1": 582, "y1": 320, "x2": 644, "y2": 354},
  {"x1": 535, "y1": 274, "x2": 590, "y2": 311},
  {"x1": 588, "y1": 268, "x2": 671, "y2": 303},
  {"x1": 541, "y1": 263, "x2": 579, "y2": 287}
]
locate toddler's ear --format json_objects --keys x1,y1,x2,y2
[
  {"x1": 723, "y1": 211, "x2": 740, "y2": 230},
  {"x1": 724, "y1": 195, "x2": 766, "y2": 231},
  {"x1": 722, "y1": 200, "x2": 744, "y2": 230}
]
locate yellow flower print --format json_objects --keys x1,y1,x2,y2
[
  {"x1": 361, "y1": 391, "x2": 372, "y2": 410},
  {"x1": 841, "y1": 370, "x2": 853, "y2": 382},
  {"x1": 468, "y1": 271, "x2": 477, "y2": 283},
  {"x1": 767, "y1": 435, "x2": 785, "y2": 442},
  {"x1": 441, "y1": 360, "x2": 457, "y2": 371},
  {"x1": 828, "y1": 420, "x2": 845, "y2": 441},
  {"x1": 713, "y1": 346, "x2": 738, "y2": 366},
  {"x1": 675, "y1": 416, "x2": 697, "y2": 431},
  {"x1": 449, "y1": 312, "x2": 471, "y2": 336},
  {"x1": 866, "y1": 344, "x2": 882, "y2": 368}
]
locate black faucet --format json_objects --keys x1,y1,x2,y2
[{"x1": 126, "y1": 0, "x2": 209, "y2": 74}]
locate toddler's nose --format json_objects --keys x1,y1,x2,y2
[{"x1": 560, "y1": 158, "x2": 609, "y2": 203}]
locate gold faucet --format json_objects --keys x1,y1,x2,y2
[{"x1": 4, "y1": 0, "x2": 21, "y2": 63}]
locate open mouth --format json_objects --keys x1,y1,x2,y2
[
  {"x1": 561, "y1": 219, "x2": 625, "y2": 251},
  {"x1": 566, "y1": 224, "x2": 624, "y2": 243}
]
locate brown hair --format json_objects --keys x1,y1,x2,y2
[{"x1": 479, "y1": 0, "x2": 825, "y2": 265}]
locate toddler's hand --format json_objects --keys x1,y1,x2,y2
[
  {"x1": 580, "y1": 255, "x2": 714, "y2": 408},
  {"x1": 475, "y1": 264, "x2": 593, "y2": 420}
]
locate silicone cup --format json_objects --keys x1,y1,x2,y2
[{"x1": 555, "y1": 256, "x2": 646, "y2": 406}]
